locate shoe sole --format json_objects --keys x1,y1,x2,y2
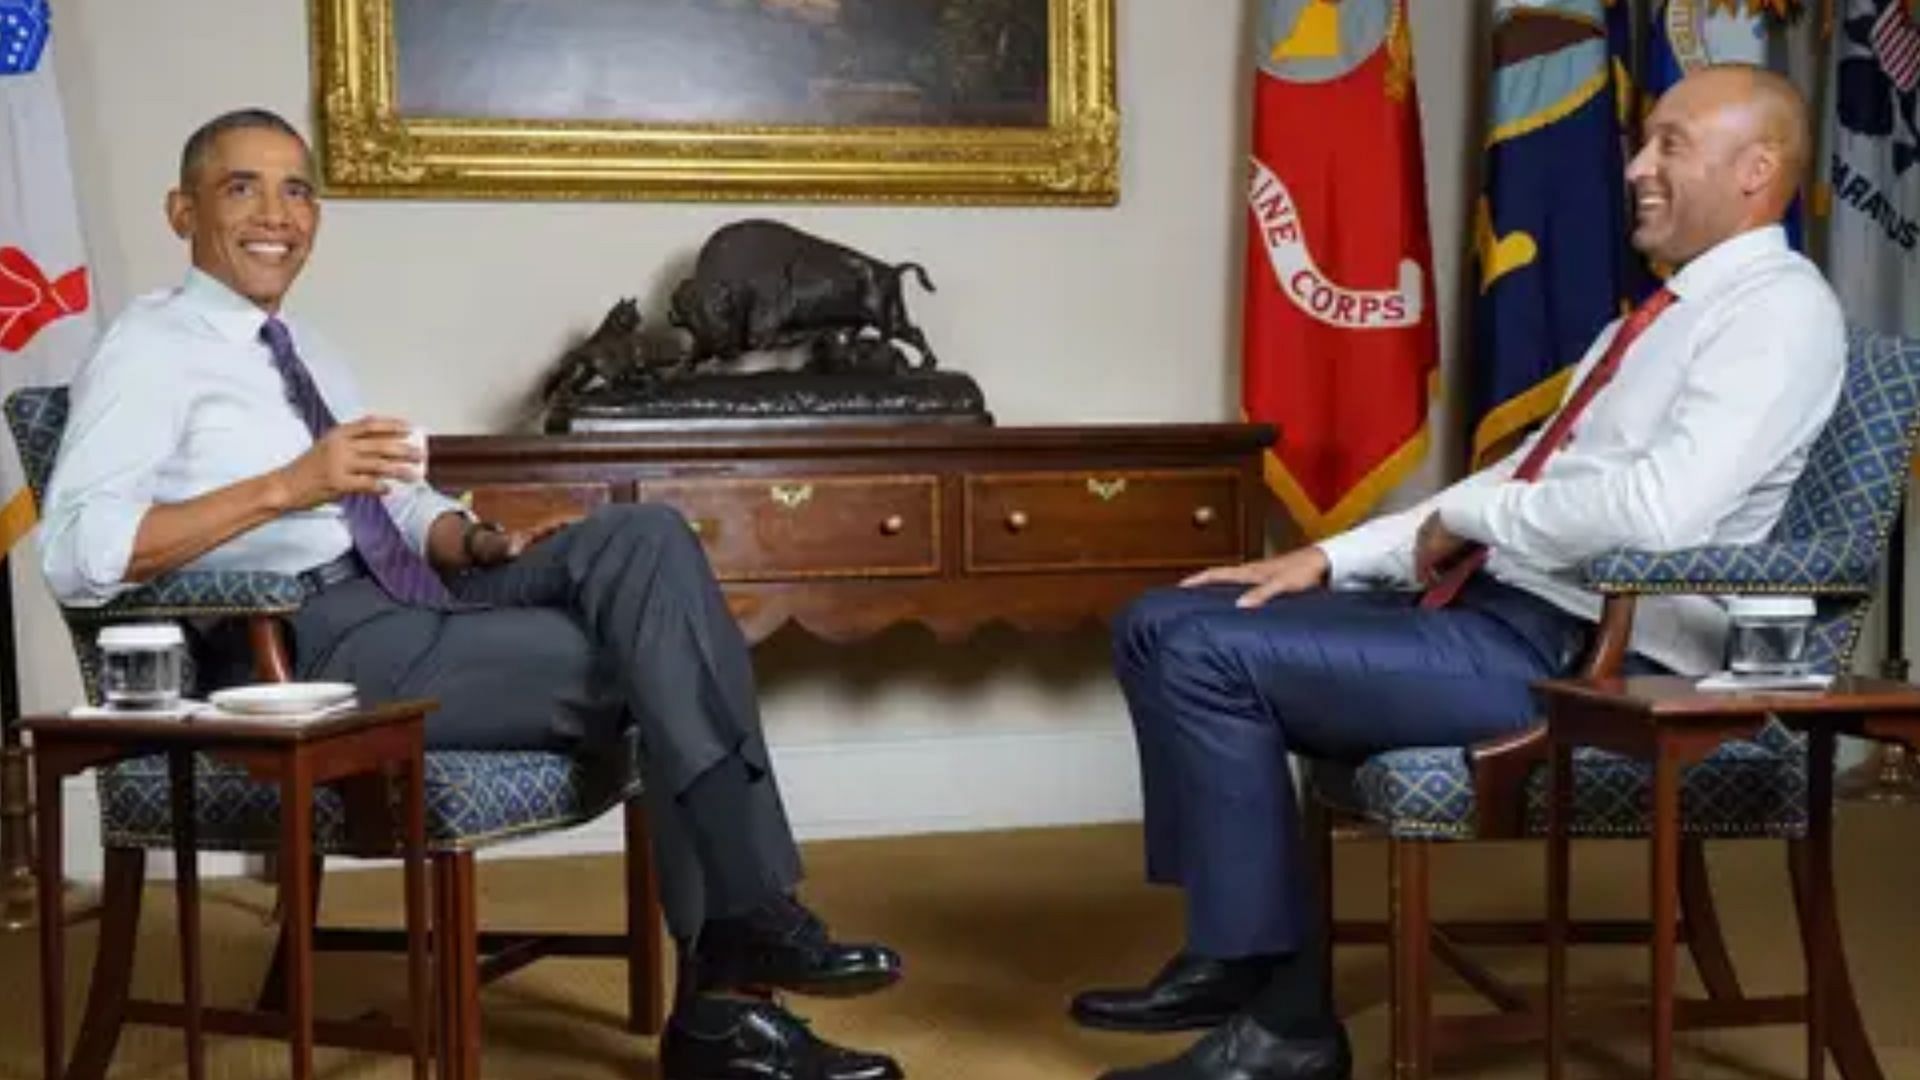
[
  {"x1": 1068, "y1": 1007, "x2": 1236, "y2": 1034},
  {"x1": 736, "y1": 967, "x2": 905, "y2": 998}
]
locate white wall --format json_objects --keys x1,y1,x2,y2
[{"x1": 23, "y1": 1, "x2": 1490, "y2": 866}]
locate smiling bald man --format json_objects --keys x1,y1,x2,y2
[{"x1": 1077, "y1": 63, "x2": 1842, "y2": 1080}]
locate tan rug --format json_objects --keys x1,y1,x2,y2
[{"x1": 3, "y1": 809, "x2": 1918, "y2": 1078}]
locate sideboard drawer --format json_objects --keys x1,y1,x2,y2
[
  {"x1": 461, "y1": 482, "x2": 613, "y2": 531},
  {"x1": 636, "y1": 475, "x2": 940, "y2": 581},
  {"x1": 965, "y1": 469, "x2": 1243, "y2": 572}
]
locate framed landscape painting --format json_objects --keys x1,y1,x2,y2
[{"x1": 310, "y1": 0, "x2": 1118, "y2": 204}]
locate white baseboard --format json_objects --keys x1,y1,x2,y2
[{"x1": 59, "y1": 727, "x2": 1146, "y2": 882}]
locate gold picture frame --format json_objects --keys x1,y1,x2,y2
[{"x1": 310, "y1": 0, "x2": 1118, "y2": 205}]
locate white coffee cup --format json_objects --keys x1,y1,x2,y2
[{"x1": 402, "y1": 426, "x2": 429, "y2": 481}]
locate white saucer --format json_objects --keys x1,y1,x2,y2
[{"x1": 209, "y1": 682, "x2": 357, "y2": 716}]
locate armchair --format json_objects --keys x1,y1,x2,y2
[
  {"x1": 5, "y1": 386, "x2": 666, "y2": 1080},
  {"x1": 1311, "y1": 325, "x2": 1920, "y2": 1077}
]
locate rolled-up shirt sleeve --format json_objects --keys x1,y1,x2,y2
[
  {"x1": 383, "y1": 479, "x2": 469, "y2": 554},
  {"x1": 39, "y1": 328, "x2": 190, "y2": 605}
]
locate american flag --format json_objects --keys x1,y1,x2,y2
[
  {"x1": 0, "y1": 0, "x2": 50, "y2": 78},
  {"x1": 1875, "y1": 0, "x2": 1920, "y2": 92}
]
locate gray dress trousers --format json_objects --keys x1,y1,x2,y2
[{"x1": 285, "y1": 503, "x2": 802, "y2": 935}]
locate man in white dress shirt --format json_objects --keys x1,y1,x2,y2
[
  {"x1": 1075, "y1": 66, "x2": 1845, "y2": 1080},
  {"x1": 41, "y1": 109, "x2": 904, "y2": 1080}
]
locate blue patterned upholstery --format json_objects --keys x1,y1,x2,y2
[
  {"x1": 1324, "y1": 326, "x2": 1920, "y2": 840},
  {"x1": 1583, "y1": 537, "x2": 1878, "y2": 596},
  {"x1": 4, "y1": 385, "x2": 644, "y2": 855},
  {"x1": 1332, "y1": 725, "x2": 1807, "y2": 841},
  {"x1": 99, "y1": 740, "x2": 641, "y2": 854},
  {"x1": 5, "y1": 383, "x2": 66, "y2": 499},
  {"x1": 6, "y1": 389, "x2": 301, "y2": 613}
]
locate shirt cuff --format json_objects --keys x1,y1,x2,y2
[
  {"x1": 51, "y1": 503, "x2": 146, "y2": 605},
  {"x1": 1314, "y1": 534, "x2": 1371, "y2": 589},
  {"x1": 397, "y1": 490, "x2": 472, "y2": 555}
]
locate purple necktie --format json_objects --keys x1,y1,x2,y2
[{"x1": 259, "y1": 317, "x2": 457, "y2": 609}]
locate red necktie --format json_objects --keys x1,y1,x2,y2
[{"x1": 1419, "y1": 287, "x2": 1677, "y2": 609}]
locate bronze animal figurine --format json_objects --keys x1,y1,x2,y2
[
  {"x1": 540, "y1": 298, "x2": 658, "y2": 403},
  {"x1": 669, "y1": 219, "x2": 938, "y2": 370}
]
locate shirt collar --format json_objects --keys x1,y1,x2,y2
[
  {"x1": 180, "y1": 267, "x2": 281, "y2": 345},
  {"x1": 1664, "y1": 225, "x2": 1788, "y2": 302}
]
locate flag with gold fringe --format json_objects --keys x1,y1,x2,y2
[
  {"x1": 1467, "y1": 0, "x2": 1641, "y2": 468},
  {"x1": 1, "y1": 0, "x2": 96, "y2": 555},
  {"x1": 1241, "y1": 0, "x2": 1437, "y2": 539}
]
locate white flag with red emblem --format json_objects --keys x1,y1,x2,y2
[
  {"x1": 1, "y1": 1, "x2": 96, "y2": 555},
  {"x1": 1817, "y1": 0, "x2": 1920, "y2": 338}
]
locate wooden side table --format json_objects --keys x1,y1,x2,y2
[
  {"x1": 22, "y1": 700, "x2": 434, "y2": 1080},
  {"x1": 1538, "y1": 675, "x2": 1920, "y2": 1080}
]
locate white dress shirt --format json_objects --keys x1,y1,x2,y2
[
  {"x1": 40, "y1": 269, "x2": 466, "y2": 606},
  {"x1": 1317, "y1": 226, "x2": 1847, "y2": 674}
]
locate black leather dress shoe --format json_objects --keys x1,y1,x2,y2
[
  {"x1": 660, "y1": 998, "x2": 904, "y2": 1080},
  {"x1": 699, "y1": 896, "x2": 904, "y2": 998},
  {"x1": 1071, "y1": 954, "x2": 1277, "y2": 1033},
  {"x1": 1096, "y1": 1014, "x2": 1351, "y2": 1080}
]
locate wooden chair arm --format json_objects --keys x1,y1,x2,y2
[
  {"x1": 1469, "y1": 595, "x2": 1637, "y2": 838},
  {"x1": 247, "y1": 616, "x2": 294, "y2": 684}
]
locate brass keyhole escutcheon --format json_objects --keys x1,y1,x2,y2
[
  {"x1": 1086, "y1": 477, "x2": 1128, "y2": 501},
  {"x1": 770, "y1": 483, "x2": 814, "y2": 509}
]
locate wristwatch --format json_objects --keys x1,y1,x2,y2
[{"x1": 462, "y1": 518, "x2": 506, "y2": 564}]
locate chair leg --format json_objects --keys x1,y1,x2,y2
[
  {"x1": 1388, "y1": 838, "x2": 1432, "y2": 1080},
  {"x1": 1301, "y1": 795, "x2": 1337, "y2": 1016},
  {"x1": 66, "y1": 848, "x2": 145, "y2": 1080},
  {"x1": 255, "y1": 855, "x2": 326, "y2": 1013},
  {"x1": 1788, "y1": 838, "x2": 1883, "y2": 1080},
  {"x1": 435, "y1": 852, "x2": 481, "y2": 1080},
  {"x1": 624, "y1": 800, "x2": 668, "y2": 1035},
  {"x1": 1678, "y1": 838, "x2": 1743, "y2": 1001}
]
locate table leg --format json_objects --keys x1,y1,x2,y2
[
  {"x1": 1805, "y1": 728, "x2": 1836, "y2": 1080},
  {"x1": 34, "y1": 751, "x2": 64, "y2": 1080},
  {"x1": 167, "y1": 750, "x2": 204, "y2": 1080},
  {"x1": 279, "y1": 759, "x2": 315, "y2": 1080},
  {"x1": 402, "y1": 746, "x2": 430, "y2": 1080},
  {"x1": 1650, "y1": 748, "x2": 1680, "y2": 1080},
  {"x1": 1546, "y1": 737, "x2": 1572, "y2": 1080}
]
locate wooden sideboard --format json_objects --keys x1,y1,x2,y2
[{"x1": 429, "y1": 423, "x2": 1276, "y2": 646}]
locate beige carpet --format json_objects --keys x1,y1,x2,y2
[{"x1": 3, "y1": 809, "x2": 1919, "y2": 1079}]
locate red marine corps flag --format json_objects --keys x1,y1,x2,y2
[{"x1": 1243, "y1": 0, "x2": 1438, "y2": 538}]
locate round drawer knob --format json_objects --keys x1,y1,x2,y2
[
  {"x1": 1192, "y1": 506, "x2": 1217, "y2": 528},
  {"x1": 881, "y1": 514, "x2": 905, "y2": 536},
  {"x1": 1006, "y1": 510, "x2": 1030, "y2": 532}
]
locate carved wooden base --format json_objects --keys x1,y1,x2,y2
[{"x1": 1836, "y1": 742, "x2": 1920, "y2": 805}]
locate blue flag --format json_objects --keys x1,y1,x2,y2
[{"x1": 1469, "y1": 0, "x2": 1641, "y2": 466}]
